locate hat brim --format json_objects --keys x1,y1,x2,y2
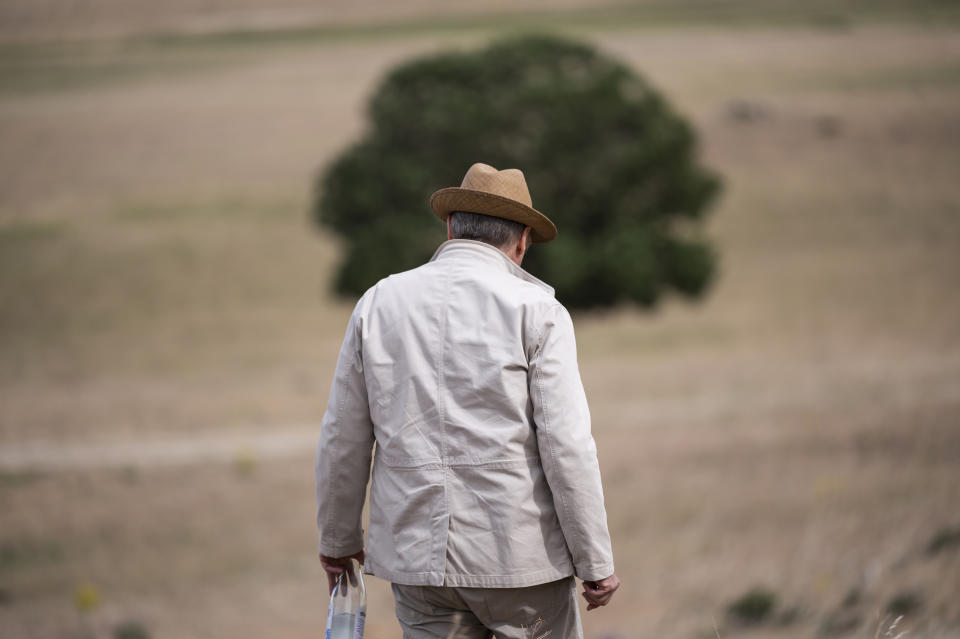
[{"x1": 430, "y1": 187, "x2": 557, "y2": 244}]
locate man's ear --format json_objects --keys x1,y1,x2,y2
[
  {"x1": 446, "y1": 217, "x2": 453, "y2": 240},
  {"x1": 515, "y1": 226, "x2": 532, "y2": 260}
]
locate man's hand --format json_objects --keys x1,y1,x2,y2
[
  {"x1": 581, "y1": 574, "x2": 620, "y2": 611},
  {"x1": 319, "y1": 550, "x2": 365, "y2": 594}
]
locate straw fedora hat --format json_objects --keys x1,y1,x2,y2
[{"x1": 430, "y1": 163, "x2": 558, "y2": 243}]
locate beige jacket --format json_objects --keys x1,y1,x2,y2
[{"x1": 315, "y1": 239, "x2": 614, "y2": 587}]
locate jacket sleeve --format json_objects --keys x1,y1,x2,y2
[
  {"x1": 529, "y1": 302, "x2": 615, "y2": 582},
  {"x1": 315, "y1": 297, "x2": 375, "y2": 557}
]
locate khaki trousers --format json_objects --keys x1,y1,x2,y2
[{"x1": 391, "y1": 577, "x2": 583, "y2": 639}]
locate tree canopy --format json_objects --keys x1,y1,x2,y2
[{"x1": 314, "y1": 34, "x2": 721, "y2": 309}]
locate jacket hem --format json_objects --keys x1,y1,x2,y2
[{"x1": 364, "y1": 556, "x2": 574, "y2": 588}]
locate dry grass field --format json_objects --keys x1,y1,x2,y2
[{"x1": 1, "y1": 4, "x2": 959, "y2": 638}]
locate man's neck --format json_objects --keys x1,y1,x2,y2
[{"x1": 504, "y1": 247, "x2": 524, "y2": 267}]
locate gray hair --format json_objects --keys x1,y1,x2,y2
[{"x1": 448, "y1": 211, "x2": 526, "y2": 249}]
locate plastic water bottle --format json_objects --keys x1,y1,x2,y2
[{"x1": 324, "y1": 558, "x2": 366, "y2": 639}]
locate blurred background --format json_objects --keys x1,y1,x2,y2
[{"x1": 1, "y1": 1, "x2": 959, "y2": 638}]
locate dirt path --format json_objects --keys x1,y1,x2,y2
[{"x1": 0, "y1": 425, "x2": 318, "y2": 472}]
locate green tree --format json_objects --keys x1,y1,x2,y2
[{"x1": 314, "y1": 34, "x2": 721, "y2": 309}]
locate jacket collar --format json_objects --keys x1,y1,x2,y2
[{"x1": 430, "y1": 239, "x2": 555, "y2": 297}]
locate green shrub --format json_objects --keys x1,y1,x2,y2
[
  {"x1": 726, "y1": 586, "x2": 777, "y2": 625},
  {"x1": 886, "y1": 591, "x2": 922, "y2": 617},
  {"x1": 113, "y1": 620, "x2": 151, "y2": 639},
  {"x1": 927, "y1": 525, "x2": 960, "y2": 556},
  {"x1": 314, "y1": 34, "x2": 721, "y2": 310}
]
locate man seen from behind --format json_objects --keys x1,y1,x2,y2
[{"x1": 315, "y1": 162, "x2": 620, "y2": 638}]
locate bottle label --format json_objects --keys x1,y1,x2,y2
[{"x1": 354, "y1": 610, "x2": 366, "y2": 638}]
